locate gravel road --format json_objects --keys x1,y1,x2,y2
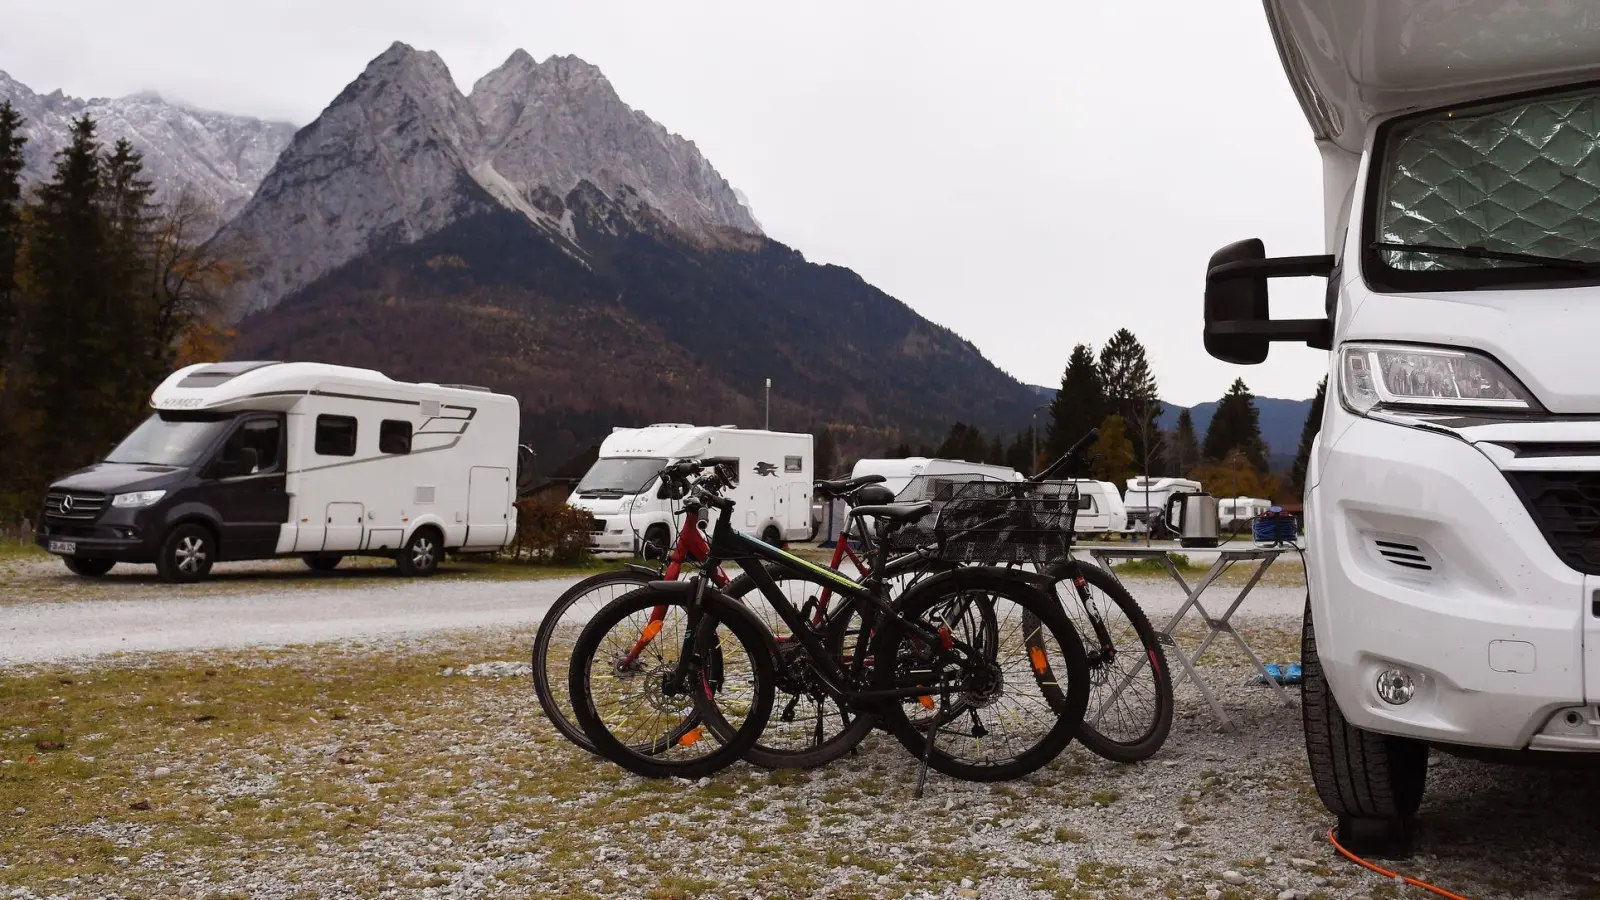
[{"x1": 0, "y1": 560, "x2": 1309, "y2": 667}]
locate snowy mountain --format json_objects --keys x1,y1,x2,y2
[
  {"x1": 213, "y1": 43, "x2": 761, "y2": 312},
  {"x1": 0, "y1": 70, "x2": 297, "y2": 220}
]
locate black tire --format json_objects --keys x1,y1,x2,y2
[
  {"x1": 156, "y1": 524, "x2": 215, "y2": 583},
  {"x1": 63, "y1": 557, "x2": 115, "y2": 577},
  {"x1": 1302, "y1": 595, "x2": 1428, "y2": 835},
  {"x1": 761, "y1": 525, "x2": 783, "y2": 547},
  {"x1": 641, "y1": 524, "x2": 671, "y2": 558},
  {"x1": 1048, "y1": 561, "x2": 1174, "y2": 763},
  {"x1": 303, "y1": 555, "x2": 343, "y2": 572},
  {"x1": 569, "y1": 586, "x2": 776, "y2": 779},
  {"x1": 396, "y1": 528, "x2": 442, "y2": 577},
  {"x1": 875, "y1": 574, "x2": 1090, "y2": 782},
  {"x1": 531, "y1": 568, "x2": 657, "y2": 752},
  {"x1": 712, "y1": 567, "x2": 878, "y2": 769}
]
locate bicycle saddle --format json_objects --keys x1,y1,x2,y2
[
  {"x1": 813, "y1": 473, "x2": 887, "y2": 498},
  {"x1": 848, "y1": 501, "x2": 933, "y2": 523}
]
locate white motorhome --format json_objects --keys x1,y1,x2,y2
[
  {"x1": 1202, "y1": 0, "x2": 1600, "y2": 844},
  {"x1": 1123, "y1": 476, "x2": 1201, "y2": 532},
  {"x1": 34, "y1": 361, "x2": 520, "y2": 582},
  {"x1": 850, "y1": 458, "x2": 1022, "y2": 497},
  {"x1": 1218, "y1": 496, "x2": 1272, "y2": 530},
  {"x1": 571, "y1": 424, "x2": 813, "y2": 553}
]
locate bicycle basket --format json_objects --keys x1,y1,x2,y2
[
  {"x1": 884, "y1": 473, "x2": 1013, "y2": 553},
  {"x1": 929, "y1": 481, "x2": 1075, "y2": 565}
]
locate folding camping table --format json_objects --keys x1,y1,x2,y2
[{"x1": 1078, "y1": 545, "x2": 1292, "y2": 730}]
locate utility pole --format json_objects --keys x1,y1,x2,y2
[{"x1": 765, "y1": 378, "x2": 771, "y2": 430}]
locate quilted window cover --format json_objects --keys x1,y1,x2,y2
[{"x1": 1378, "y1": 87, "x2": 1600, "y2": 271}]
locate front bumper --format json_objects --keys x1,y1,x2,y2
[
  {"x1": 585, "y1": 518, "x2": 637, "y2": 554},
  {"x1": 1309, "y1": 416, "x2": 1587, "y2": 750},
  {"x1": 35, "y1": 508, "x2": 163, "y2": 562}
]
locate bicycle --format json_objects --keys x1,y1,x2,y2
[{"x1": 566, "y1": 458, "x2": 1092, "y2": 790}]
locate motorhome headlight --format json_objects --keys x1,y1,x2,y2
[
  {"x1": 111, "y1": 490, "x2": 167, "y2": 508},
  {"x1": 1339, "y1": 343, "x2": 1534, "y2": 415}
]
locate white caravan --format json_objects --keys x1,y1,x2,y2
[
  {"x1": 571, "y1": 424, "x2": 813, "y2": 553},
  {"x1": 1218, "y1": 497, "x2": 1272, "y2": 530},
  {"x1": 850, "y1": 458, "x2": 1022, "y2": 497},
  {"x1": 1203, "y1": 0, "x2": 1600, "y2": 844},
  {"x1": 34, "y1": 361, "x2": 520, "y2": 582},
  {"x1": 1123, "y1": 476, "x2": 1201, "y2": 532},
  {"x1": 1038, "y1": 480, "x2": 1127, "y2": 536}
]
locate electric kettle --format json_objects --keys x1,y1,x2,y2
[{"x1": 1165, "y1": 491, "x2": 1220, "y2": 548}]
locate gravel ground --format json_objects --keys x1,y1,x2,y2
[{"x1": 8, "y1": 559, "x2": 1600, "y2": 899}]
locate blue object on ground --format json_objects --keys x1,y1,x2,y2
[{"x1": 1252, "y1": 663, "x2": 1305, "y2": 686}]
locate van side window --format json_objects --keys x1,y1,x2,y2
[
  {"x1": 380, "y1": 420, "x2": 413, "y2": 455},
  {"x1": 315, "y1": 415, "x2": 358, "y2": 457},
  {"x1": 785, "y1": 456, "x2": 803, "y2": 473},
  {"x1": 220, "y1": 418, "x2": 282, "y2": 474}
]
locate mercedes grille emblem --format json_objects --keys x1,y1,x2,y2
[{"x1": 60, "y1": 495, "x2": 74, "y2": 512}]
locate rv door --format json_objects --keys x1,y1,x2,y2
[{"x1": 467, "y1": 467, "x2": 512, "y2": 548}]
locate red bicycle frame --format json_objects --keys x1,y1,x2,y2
[{"x1": 623, "y1": 508, "x2": 729, "y2": 664}]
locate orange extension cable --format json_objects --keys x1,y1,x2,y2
[{"x1": 1326, "y1": 828, "x2": 1472, "y2": 900}]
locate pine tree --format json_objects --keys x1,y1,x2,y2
[
  {"x1": 987, "y1": 435, "x2": 1004, "y2": 466},
  {"x1": 815, "y1": 427, "x2": 838, "y2": 479},
  {"x1": 21, "y1": 115, "x2": 115, "y2": 495},
  {"x1": 1290, "y1": 377, "x2": 1328, "y2": 494},
  {"x1": 1098, "y1": 328, "x2": 1164, "y2": 471},
  {"x1": 1090, "y1": 414, "x2": 1136, "y2": 484},
  {"x1": 936, "y1": 422, "x2": 989, "y2": 463},
  {"x1": 889, "y1": 442, "x2": 913, "y2": 458},
  {"x1": 1202, "y1": 378, "x2": 1269, "y2": 472},
  {"x1": 0, "y1": 101, "x2": 24, "y2": 380},
  {"x1": 1045, "y1": 344, "x2": 1105, "y2": 459},
  {"x1": 99, "y1": 138, "x2": 160, "y2": 420},
  {"x1": 1172, "y1": 409, "x2": 1200, "y2": 476},
  {"x1": 1004, "y1": 428, "x2": 1035, "y2": 474}
]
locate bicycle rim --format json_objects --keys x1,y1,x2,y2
[{"x1": 531, "y1": 569, "x2": 657, "y2": 752}]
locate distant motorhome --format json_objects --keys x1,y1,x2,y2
[
  {"x1": 1123, "y1": 476, "x2": 1202, "y2": 532},
  {"x1": 36, "y1": 361, "x2": 521, "y2": 582},
  {"x1": 570, "y1": 424, "x2": 813, "y2": 554},
  {"x1": 849, "y1": 458, "x2": 1022, "y2": 497}
]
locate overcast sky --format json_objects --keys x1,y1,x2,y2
[{"x1": 0, "y1": 0, "x2": 1331, "y2": 406}]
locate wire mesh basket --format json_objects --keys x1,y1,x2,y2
[
  {"x1": 885, "y1": 473, "x2": 1012, "y2": 553},
  {"x1": 886, "y1": 476, "x2": 1078, "y2": 564}
]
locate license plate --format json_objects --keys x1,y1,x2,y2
[{"x1": 47, "y1": 540, "x2": 76, "y2": 555}]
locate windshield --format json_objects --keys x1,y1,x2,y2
[
  {"x1": 575, "y1": 457, "x2": 667, "y2": 496},
  {"x1": 105, "y1": 413, "x2": 232, "y2": 467},
  {"x1": 1368, "y1": 84, "x2": 1600, "y2": 291}
]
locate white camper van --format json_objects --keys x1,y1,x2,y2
[
  {"x1": 1218, "y1": 497, "x2": 1272, "y2": 530},
  {"x1": 1123, "y1": 476, "x2": 1201, "y2": 532},
  {"x1": 849, "y1": 458, "x2": 1022, "y2": 497},
  {"x1": 34, "y1": 361, "x2": 520, "y2": 582},
  {"x1": 571, "y1": 424, "x2": 813, "y2": 553},
  {"x1": 1202, "y1": 0, "x2": 1600, "y2": 842},
  {"x1": 1038, "y1": 480, "x2": 1128, "y2": 536}
]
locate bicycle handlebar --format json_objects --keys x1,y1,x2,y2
[{"x1": 1030, "y1": 428, "x2": 1099, "y2": 484}]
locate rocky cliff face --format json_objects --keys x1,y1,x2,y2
[
  {"x1": 0, "y1": 70, "x2": 295, "y2": 220},
  {"x1": 213, "y1": 43, "x2": 759, "y2": 312}
]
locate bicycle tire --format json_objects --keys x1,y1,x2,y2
[
  {"x1": 874, "y1": 571, "x2": 1089, "y2": 782},
  {"x1": 531, "y1": 568, "x2": 658, "y2": 753},
  {"x1": 714, "y1": 567, "x2": 878, "y2": 769},
  {"x1": 569, "y1": 585, "x2": 776, "y2": 779},
  {"x1": 1048, "y1": 560, "x2": 1174, "y2": 763}
]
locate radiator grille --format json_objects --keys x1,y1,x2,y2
[
  {"x1": 43, "y1": 491, "x2": 108, "y2": 522},
  {"x1": 1507, "y1": 472, "x2": 1600, "y2": 574}
]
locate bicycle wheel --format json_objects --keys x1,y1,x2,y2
[
  {"x1": 1048, "y1": 560, "x2": 1174, "y2": 763},
  {"x1": 874, "y1": 572, "x2": 1089, "y2": 782},
  {"x1": 713, "y1": 567, "x2": 878, "y2": 769},
  {"x1": 532, "y1": 568, "x2": 656, "y2": 752},
  {"x1": 569, "y1": 585, "x2": 775, "y2": 779}
]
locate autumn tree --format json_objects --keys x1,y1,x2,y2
[
  {"x1": 151, "y1": 187, "x2": 241, "y2": 368},
  {"x1": 1291, "y1": 377, "x2": 1328, "y2": 495},
  {"x1": 1089, "y1": 414, "x2": 1136, "y2": 484},
  {"x1": 1045, "y1": 344, "x2": 1105, "y2": 460},
  {"x1": 1098, "y1": 329, "x2": 1163, "y2": 471},
  {"x1": 1202, "y1": 378, "x2": 1269, "y2": 473},
  {"x1": 1192, "y1": 447, "x2": 1284, "y2": 503}
]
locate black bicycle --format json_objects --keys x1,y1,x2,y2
[{"x1": 566, "y1": 458, "x2": 1092, "y2": 787}]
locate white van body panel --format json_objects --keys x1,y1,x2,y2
[
  {"x1": 851, "y1": 458, "x2": 1021, "y2": 497},
  {"x1": 148, "y1": 362, "x2": 521, "y2": 556},
  {"x1": 570, "y1": 425, "x2": 813, "y2": 552}
]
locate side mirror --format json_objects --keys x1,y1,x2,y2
[{"x1": 1204, "y1": 238, "x2": 1335, "y2": 365}]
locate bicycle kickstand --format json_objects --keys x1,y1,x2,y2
[{"x1": 914, "y1": 704, "x2": 955, "y2": 800}]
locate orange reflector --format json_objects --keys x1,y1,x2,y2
[
  {"x1": 640, "y1": 620, "x2": 664, "y2": 643},
  {"x1": 918, "y1": 696, "x2": 935, "y2": 710},
  {"x1": 679, "y1": 727, "x2": 703, "y2": 747},
  {"x1": 1030, "y1": 646, "x2": 1048, "y2": 674}
]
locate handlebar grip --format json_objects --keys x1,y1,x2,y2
[{"x1": 1068, "y1": 428, "x2": 1100, "y2": 458}]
